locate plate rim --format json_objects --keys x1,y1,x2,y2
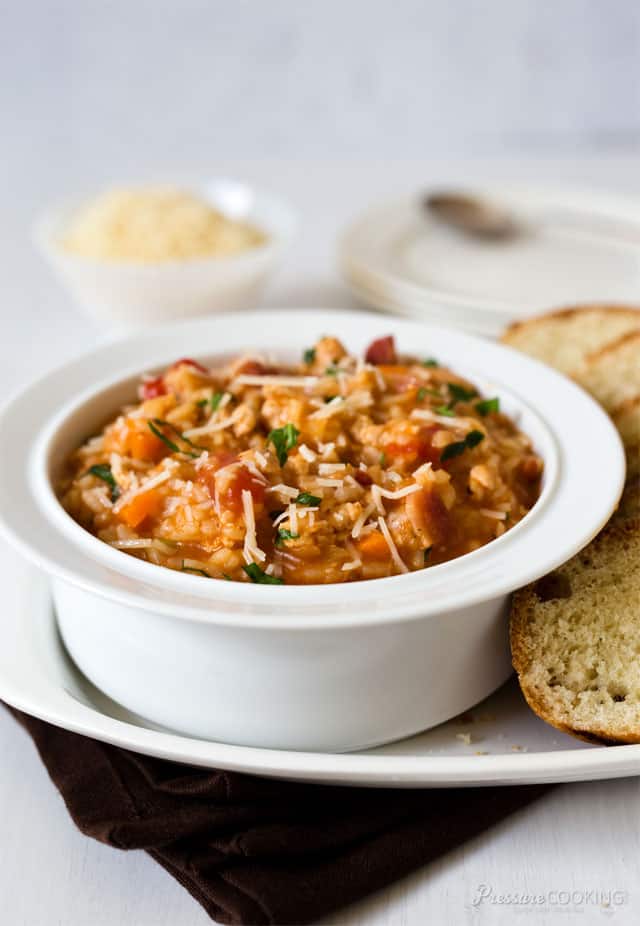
[
  {"x1": 339, "y1": 183, "x2": 640, "y2": 316},
  {"x1": 3, "y1": 568, "x2": 640, "y2": 789}
]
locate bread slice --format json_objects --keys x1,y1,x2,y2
[
  {"x1": 574, "y1": 330, "x2": 640, "y2": 411},
  {"x1": 510, "y1": 519, "x2": 640, "y2": 744},
  {"x1": 501, "y1": 305, "x2": 640, "y2": 375},
  {"x1": 611, "y1": 395, "x2": 640, "y2": 450}
]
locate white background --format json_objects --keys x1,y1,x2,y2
[{"x1": 2, "y1": 2, "x2": 640, "y2": 924}]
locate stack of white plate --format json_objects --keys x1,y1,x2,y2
[{"x1": 339, "y1": 186, "x2": 640, "y2": 337}]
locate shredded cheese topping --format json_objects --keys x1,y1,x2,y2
[
  {"x1": 377, "y1": 516, "x2": 409, "y2": 574},
  {"x1": 241, "y1": 489, "x2": 265, "y2": 564}
]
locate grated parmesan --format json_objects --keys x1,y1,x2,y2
[
  {"x1": 298, "y1": 443, "x2": 317, "y2": 463},
  {"x1": 377, "y1": 516, "x2": 409, "y2": 574},
  {"x1": 241, "y1": 489, "x2": 265, "y2": 564},
  {"x1": 232, "y1": 374, "x2": 318, "y2": 388},
  {"x1": 411, "y1": 408, "x2": 477, "y2": 429},
  {"x1": 184, "y1": 406, "x2": 243, "y2": 438}
]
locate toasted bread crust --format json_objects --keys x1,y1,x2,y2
[
  {"x1": 510, "y1": 519, "x2": 640, "y2": 745},
  {"x1": 583, "y1": 328, "x2": 640, "y2": 364},
  {"x1": 502, "y1": 304, "x2": 640, "y2": 344}
]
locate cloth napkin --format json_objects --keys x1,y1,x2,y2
[{"x1": 8, "y1": 706, "x2": 548, "y2": 925}]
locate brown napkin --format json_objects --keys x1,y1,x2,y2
[{"x1": 8, "y1": 706, "x2": 548, "y2": 925}]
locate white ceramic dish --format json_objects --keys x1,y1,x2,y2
[
  {"x1": 340, "y1": 186, "x2": 640, "y2": 333},
  {"x1": 0, "y1": 309, "x2": 625, "y2": 752},
  {"x1": 5, "y1": 557, "x2": 640, "y2": 788},
  {"x1": 34, "y1": 178, "x2": 296, "y2": 328}
]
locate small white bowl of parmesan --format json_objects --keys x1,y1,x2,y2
[{"x1": 35, "y1": 180, "x2": 296, "y2": 328}]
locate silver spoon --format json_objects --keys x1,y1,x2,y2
[{"x1": 424, "y1": 190, "x2": 640, "y2": 246}]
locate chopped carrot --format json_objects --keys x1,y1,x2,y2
[
  {"x1": 103, "y1": 419, "x2": 166, "y2": 461},
  {"x1": 357, "y1": 530, "x2": 391, "y2": 561},
  {"x1": 128, "y1": 427, "x2": 166, "y2": 462},
  {"x1": 117, "y1": 489, "x2": 163, "y2": 529}
]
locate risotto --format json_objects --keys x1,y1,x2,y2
[{"x1": 58, "y1": 335, "x2": 543, "y2": 585}]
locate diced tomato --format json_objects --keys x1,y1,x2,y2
[
  {"x1": 117, "y1": 489, "x2": 163, "y2": 529},
  {"x1": 354, "y1": 469, "x2": 373, "y2": 487},
  {"x1": 384, "y1": 427, "x2": 440, "y2": 467},
  {"x1": 170, "y1": 357, "x2": 209, "y2": 374},
  {"x1": 197, "y1": 452, "x2": 239, "y2": 499},
  {"x1": 422, "y1": 489, "x2": 450, "y2": 544},
  {"x1": 140, "y1": 376, "x2": 167, "y2": 400},
  {"x1": 235, "y1": 359, "x2": 266, "y2": 376},
  {"x1": 222, "y1": 466, "x2": 266, "y2": 513},
  {"x1": 198, "y1": 456, "x2": 265, "y2": 513},
  {"x1": 365, "y1": 335, "x2": 397, "y2": 365}
]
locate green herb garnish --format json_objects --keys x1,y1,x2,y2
[
  {"x1": 181, "y1": 562, "x2": 211, "y2": 578},
  {"x1": 325, "y1": 364, "x2": 339, "y2": 376},
  {"x1": 196, "y1": 391, "x2": 225, "y2": 412},
  {"x1": 222, "y1": 573, "x2": 232, "y2": 580},
  {"x1": 441, "y1": 429, "x2": 485, "y2": 461},
  {"x1": 447, "y1": 383, "x2": 477, "y2": 404},
  {"x1": 379, "y1": 451, "x2": 387, "y2": 466},
  {"x1": 243, "y1": 563, "x2": 284, "y2": 584},
  {"x1": 435, "y1": 405, "x2": 455, "y2": 417},
  {"x1": 294, "y1": 492, "x2": 321, "y2": 506},
  {"x1": 303, "y1": 347, "x2": 316, "y2": 364},
  {"x1": 149, "y1": 419, "x2": 202, "y2": 458},
  {"x1": 268, "y1": 423, "x2": 300, "y2": 466},
  {"x1": 422, "y1": 358, "x2": 439, "y2": 368},
  {"x1": 475, "y1": 397, "x2": 500, "y2": 416},
  {"x1": 275, "y1": 528, "x2": 299, "y2": 547},
  {"x1": 87, "y1": 463, "x2": 120, "y2": 502}
]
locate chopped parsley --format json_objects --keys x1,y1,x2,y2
[
  {"x1": 196, "y1": 391, "x2": 225, "y2": 412},
  {"x1": 379, "y1": 451, "x2": 387, "y2": 466},
  {"x1": 275, "y1": 528, "x2": 299, "y2": 547},
  {"x1": 441, "y1": 429, "x2": 485, "y2": 461},
  {"x1": 435, "y1": 405, "x2": 455, "y2": 417},
  {"x1": 268, "y1": 423, "x2": 300, "y2": 466},
  {"x1": 325, "y1": 364, "x2": 339, "y2": 376},
  {"x1": 87, "y1": 463, "x2": 120, "y2": 502},
  {"x1": 294, "y1": 492, "x2": 321, "y2": 506},
  {"x1": 422, "y1": 357, "x2": 439, "y2": 368},
  {"x1": 303, "y1": 347, "x2": 316, "y2": 364},
  {"x1": 243, "y1": 563, "x2": 284, "y2": 584},
  {"x1": 475, "y1": 397, "x2": 500, "y2": 416},
  {"x1": 181, "y1": 562, "x2": 211, "y2": 578},
  {"x1": 148, "y1": 419, "x2": 203, "y2": 458},
  {"x1": 447, "y1": 383, "x2": 477, "y2": 404},
  {"x1": 417, "y1": 386, "x2": 440, "y2": 401}
]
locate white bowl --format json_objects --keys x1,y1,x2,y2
[
  {"x1": 34, "y1": 179, "x2": 296, "y2": 328},
  {"x1": 0, "y1": 309, "x2": 625, "y2": 752}
]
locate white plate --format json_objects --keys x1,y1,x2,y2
[
  {"x1": 340, "y1": 186, "x2": 640, "y2": 329},
  {"x1": 3, "y1": 556, "x2": 640, "y2": 789}
]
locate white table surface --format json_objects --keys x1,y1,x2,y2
[{"x1": 1, "y1": 159, "x2": 639, "y2": 925}]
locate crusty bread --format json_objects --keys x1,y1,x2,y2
[
  {"x1": 573, "y1": 330, "x2": 640, "y2": 412},
  {"x1": 611, "y1": 395, "x2": 640, "y2": 450},
  {"x1": 511, "y1": 520, "x2": 640, "y2": 744},
  {"x1": 501, "y1": 304, "x2": 640, "y2": 376}
]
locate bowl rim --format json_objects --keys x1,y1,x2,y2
[
  {"x1": 33, "y1": 177, "x2": 297, "y2": 270},
  {"x1": 0, "y1": 308, "x2": 626, "y2": 629}
]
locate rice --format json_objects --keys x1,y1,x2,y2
[{"x1": 58, "y1": 335, "x2": 542, "y2": 585}]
